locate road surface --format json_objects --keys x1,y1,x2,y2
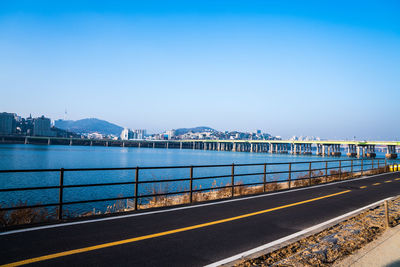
[{"x1": 1, "y1": 172, "x2": 400, "y2": 267}]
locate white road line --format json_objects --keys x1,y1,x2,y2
[
  {"x1": 205, "y1": 196, "x2": 394, "y2": 267},
  {"x1": 1, "y1": 171, "x2": 397, "y2": 236}
]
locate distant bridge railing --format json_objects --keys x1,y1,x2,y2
[{"x1": 0, "y1": 158, "x2": 399, "y2": 227}]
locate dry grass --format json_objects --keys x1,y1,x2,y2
[
  {"x1": 62, "y1": 166, "x2": 397, "y2": 216},
  {"x1": 291, "y1": 166, "x2": 387, "y2": 188},
  {"x1": 107, "y1": 166, "x2": 391, "y2": 213},
  {"x1": 0, "y1": 202, "x2": 55, "y2": 227}
]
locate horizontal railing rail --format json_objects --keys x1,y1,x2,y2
[
  {"x1": 0, "y1": 158, "x2": 399, "y2": 223},
  {"x1": 0, "y1": 157, "x2": 383, "y2": 173}
]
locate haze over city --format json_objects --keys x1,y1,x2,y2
[{"x1": 1, "y1": 1, "x2": 399, "y2": 139}]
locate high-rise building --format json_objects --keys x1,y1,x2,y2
[
  {"x1": 133, "y1": 129, "x2": 146, "y2": 139},
  {"x1": 121, "y1": 128, "x2": 146, "y2": 140},
  {"x1": 120, "y1": 128, "x2": 134, "y2": 140},
  {"x1": 166, "y1": 129, "x2": 176, "y2": 140},
  {"x1": 0, "y1": 112, "x2": 16, "y2": 135},
  {"x1": 33, "y1": 116, "x2": 52, "y2": 136}
]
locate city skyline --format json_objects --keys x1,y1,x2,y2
[
  {"x1": 1, "y1": 1, "x2": 400, "y2": 140},
  {"x1": 1, "y1": 110, "x2": 397, "y2": 142}
]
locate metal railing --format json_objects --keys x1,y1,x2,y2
[{"x1": 0, "y1": 158, "x2": 398, "y2": 221}]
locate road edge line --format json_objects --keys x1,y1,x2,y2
[{"x1": 204, "y1": 196, "x2": 395, "y2": 267}]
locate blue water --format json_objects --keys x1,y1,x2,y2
[{"x1": 0, "y1": 144, "x2": 391, "y2": 216}]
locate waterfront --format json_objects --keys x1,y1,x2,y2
[{"x1": 0, "y1": 144, "x2": 390, "y2": 216}]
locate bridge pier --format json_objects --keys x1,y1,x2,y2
[
  {"x1": 346, "y1": 144, "x2": 357, "y2": 157},
  {"x1": 331, "y1": 144, "x2": 341, "y2": 157},
  {"x1": 322, "y1": 144, "x2": 327, "y2": 156},
  {"x1": 303, "y1": 144, "x2": 312, "y2": 155},
  {"x1": 281, "y1": 144, "x2": 288, "y2": 154},
  {"x1": 366, "y1": 145, "x2": 376, "y2": 158},
  {"x1": 292, "y1": 144, "x2": 299, "y2": 154},
  {"x1": 316, "y1": 144, "x2": 322, "y2": 156},
  {"x1": 357, "y1": 145, "x2": 366, "y2": 158},
  {"x1": 47, "y1": 138, "x2": 51, "y2": 145},
  {"x1": 386, "y1": 145, "x2": 397, "y2": 159}
]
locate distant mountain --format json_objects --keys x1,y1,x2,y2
[
  {"x1": 54, "y1": 118, "x2": 124, "y2": 136},
  {"x1": 174, "y1": 126, "x2": 217, "y2": 136}
]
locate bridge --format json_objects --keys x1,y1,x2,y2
[{"x1": 1, "y1": 135, "x2": 399, "y2": 159}]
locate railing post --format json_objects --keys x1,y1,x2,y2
[
  {"x1": 385, "y1": 200, "x2": 390, "y2": 228},
  {"x1": 263, "y1": 163, "x2": 267, "y2": 192},
  {"x1": 58, "y1": 168, "x2": 64, "y2": 220},
  {"x1": 288, "y1": 163, "x2": 292, "y2": 189},
  {"x1": 231, "y1": 163, "x2": 235, "y2": 197},
  {"x1": 385, "y1": 158, "x2": 387, "y2": 172},
  {"x1": 351, "y1": 160, "x2": 354, "y2": 176},
  {"x1": 325, "y1": 161, "x2": 328, "y2": 183},
  {"x1": 339, "y1": 160, "x2": 342, "y2": 180},
  {"x1": 134, "y1": 167, "x2": 139, "y2": 210},
  {"x1": 308, "y1": 162, "x2": 312, "y2": 186},
  {"x1": 372, "y1": 159, "x2": 374, "y2": 170},
  {"x1": 189, "y1": 166, "x2": 194, "y2": 203},
  {"x1": 361, "y1": 159, "x2": 364, "y2": 176}
]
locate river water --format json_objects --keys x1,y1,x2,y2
[{"x1": 0, "y1": 144, "x2": 390, "y2": 215}]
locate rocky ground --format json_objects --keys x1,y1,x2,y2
[{"x1": 237, "y1": 196, "x2": 400, "y2": 267}]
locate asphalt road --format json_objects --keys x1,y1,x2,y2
[{"x1": 1, "y1": 172, "x2": 400, "y2": 267}]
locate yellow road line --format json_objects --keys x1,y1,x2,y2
[
  {"x1": 373, "y1": 183, "x2": 381, "y2": 186},
  {"x1": 360, "y1": 186, "x2": 367, "y2": 189},
  {"x1": 1, "y1": 190, "x2": 351, "y2": 267},
  {"x1": 385, "y1": 180, "x2": 392, "y2": 183},
  {"x1": 395, "y1": 178, "x2": 400, "y2": 181}
]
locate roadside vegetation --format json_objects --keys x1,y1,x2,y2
[{"x1": 0, "y1": 202, "x2": 56, "y2": 227}]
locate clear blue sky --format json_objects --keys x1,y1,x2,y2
[{"x1": 1, "y1": 1, "x2": 399, "y2": 140}]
